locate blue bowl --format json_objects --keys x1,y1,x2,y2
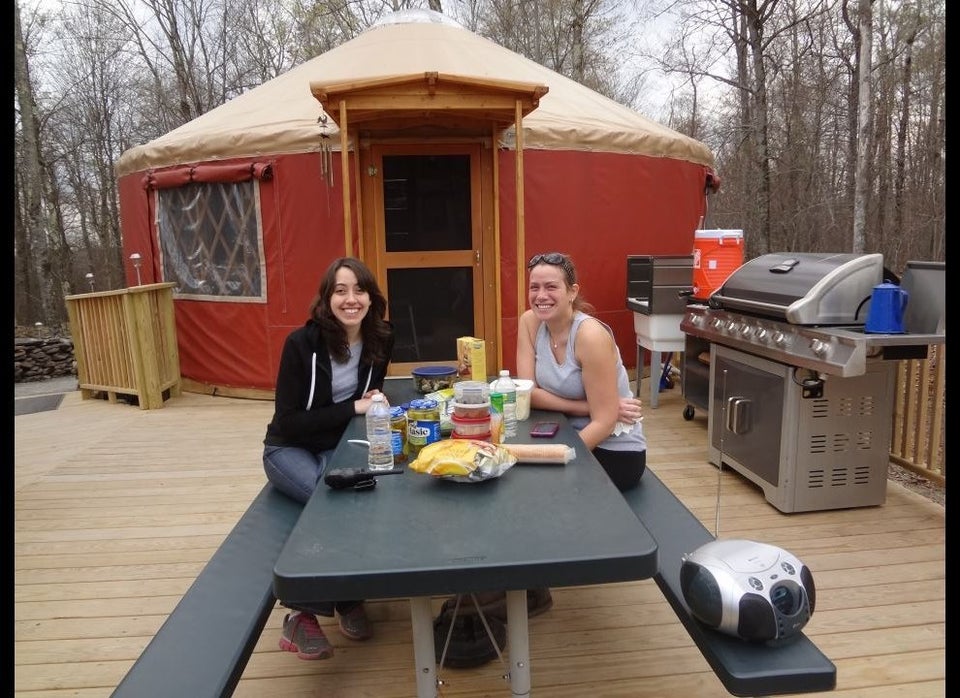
[{"x1": 411, "y1": 365, "x2": 457, "y2": 393}]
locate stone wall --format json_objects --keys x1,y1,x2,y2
[{"x1": 15, "y1": 336, "x2": 77, "y2": 382}]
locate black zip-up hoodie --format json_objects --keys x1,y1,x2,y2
[{"x1": 263, "y1": 319, "x2": 394, "y2": 453}]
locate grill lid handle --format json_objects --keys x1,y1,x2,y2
[{"x1": 770, "y1": 259, "x2": 800, "y2": 273}]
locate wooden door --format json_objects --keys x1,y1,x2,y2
[{"x1": 364, "y1": 143, "x2": 491, "y2": 376}]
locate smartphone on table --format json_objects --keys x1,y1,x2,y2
[{"x1": 529, "y1": 421, "x2": 560, "y2": 438}]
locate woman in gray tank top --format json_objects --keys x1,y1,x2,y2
[{"x1": 517, "y1": 252, "x2": 647, "y2": 492}]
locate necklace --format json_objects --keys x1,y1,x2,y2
[{"x1": 550, "y1": 330, "x2": 568, "y2": 350}]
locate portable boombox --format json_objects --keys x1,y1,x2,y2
[{"x1": 680, "y1": 539, "x2": 815, "y2": 644}]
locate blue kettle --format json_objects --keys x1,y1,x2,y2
[{"x1": 865, "y1": 281, "x2": 909, "y2": 334}]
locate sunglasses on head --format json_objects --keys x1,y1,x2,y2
[{"x1": 527, "y1": 252, "x2": 567, "y2": 269}]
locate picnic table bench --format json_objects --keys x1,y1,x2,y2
[
  {"x1": 112, "y1": 403, "x2": 836, "y2": 697},
  {"x1": 620, "y1": 469, "x2": 837, "y2": 696},
  {"x1": 110, "y1": 483, "x2": 301, "y2": 698}
]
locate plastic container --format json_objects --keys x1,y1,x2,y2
[
  {"x1": 365, "y1": 394, "x2": 394, "y2": 471},
  {"x1": 512, "y1": 379, "x2": 534, "y2": 421},
  {"x1": 451, "y1": 413, "x2": 492, "y2": 437},
  {"x1": 692, "y1": 229, "x2": 744, "y2": 300},
  {"x1": 412, "y1": 366, "x2": 458, "y2": 394},
  {"x1": 453, "y1": 380, "x2": 490, "y2": 404},
  {"x1": 452, "y1": 401, "x2": 491, "y2": 419},
  {"x1": 490, "y1": 370, "x2": 517, "y2": 440},
  {"x1": 452, "y1": 430, "x2": 491, "y2": 442}
]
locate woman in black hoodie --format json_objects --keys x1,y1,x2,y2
[{"x1": 263, "y1": 256, "x2": 394, "y2": 661}]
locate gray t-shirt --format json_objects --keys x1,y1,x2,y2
[
  {"x1": 330, "y1": 341, "x2": 362, "y2": 402},
  {"x1": 534, "y1": 311, "x2": 646, "y2": 453}
]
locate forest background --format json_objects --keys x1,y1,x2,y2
[{"x1": 13, "y1": 0, "x2": 945, "y2": 327}]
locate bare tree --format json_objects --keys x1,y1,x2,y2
[
  {"x1": 13, "y1": 0, "x2": 945, "y2": 335},
  {"x1": 850, "y1": 0, "x2": 873, "y2": 253},
  {"x1": 469, "y1": 0, "x2": 638, "y2": 102},
  {"x1": 15, "y1": 0, "x2": 57, "y2": 323}
]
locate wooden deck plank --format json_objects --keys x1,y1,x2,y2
[{"x1": 14, "y1": 387, "x2": 944, "y2": 696}]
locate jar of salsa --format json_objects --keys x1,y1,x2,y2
[{"x1": 406, "y1": 399, "x2": 441, "y2": 458}]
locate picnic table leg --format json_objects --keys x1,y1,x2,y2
[
  {"x1": 409, "y1": 596, "x2": 439, "y2": 698},
  {"x1": 506, "y1": 590, "x2": 531, "y2": 697}
]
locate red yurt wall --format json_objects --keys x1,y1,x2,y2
[{"x1": 118, "y1": 147, "x2": 709, "y2": 392}]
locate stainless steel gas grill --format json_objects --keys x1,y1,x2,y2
[{"x1": 681, "y1": 254, "x2": 945, "y2": 513}]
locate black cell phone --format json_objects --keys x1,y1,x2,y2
[{"x1": 530, "y1": 421, "x2": 560, "y2": 438}]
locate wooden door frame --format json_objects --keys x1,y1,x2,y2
[{"x1": 358, "y1": 139, "x2": 498, "y2": 376}]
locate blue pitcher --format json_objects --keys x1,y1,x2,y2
[{"x1": 865, "y1": 281, "x2": 909, "y2": 333}]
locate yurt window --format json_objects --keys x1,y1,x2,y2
[{"x1": 154, "y1": 180, "x2": 266, "y2": 301}]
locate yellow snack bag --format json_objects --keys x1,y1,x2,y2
[{"x1": 408, "y1": 439, "x2": 517, "y2": 481}]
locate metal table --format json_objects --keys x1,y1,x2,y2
[{"x1": 273, "y1": 379, "x2": 659, "y2": 697}]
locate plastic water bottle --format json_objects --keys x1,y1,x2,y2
[
  {"x1": 491, "y1": 370, "x2": 517, "y2": 440},
  {"x1": 365, "y1": 393, "x2": 394, "y2": 471}
]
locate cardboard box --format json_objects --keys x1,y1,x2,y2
[{"x1": 457, "y1": 336, "x2": 487, "y2": 382}]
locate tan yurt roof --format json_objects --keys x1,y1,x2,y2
[{"x1": 115, "y1": 9, "x2": 713, "y2": 177}]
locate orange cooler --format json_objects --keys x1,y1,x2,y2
[{"x1": 692, "y1": 229, "x2": 744, "y2": 301}]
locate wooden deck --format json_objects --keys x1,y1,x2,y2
[{"x1": 14, "y1": 385, "x2": 945, "y2": 697}]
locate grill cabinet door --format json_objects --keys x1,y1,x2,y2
[{"x1": 709, "y1": 346, "x2": 787, "y2": 488}]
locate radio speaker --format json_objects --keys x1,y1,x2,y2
[{"x1": 680, "y1": 539, "x2": 815, "y2": 644}]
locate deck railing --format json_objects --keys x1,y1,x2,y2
[
  {"x1": 891, "y1": 344, "x2": 945, "y2": 486},
  {"x1": 64, "y1": 282, "x2": 181, "y2": 409}
]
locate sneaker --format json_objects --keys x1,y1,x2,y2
[
  {"x1": 338, "y1": 603, "x2": 373, "y2": 641},
  {"x1": 279, "y1": 612, "x2": 334, "y2": 660}
]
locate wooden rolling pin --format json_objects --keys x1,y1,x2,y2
[{"x1": 501, "y1": 443, "x2": 574, "y2": 464}]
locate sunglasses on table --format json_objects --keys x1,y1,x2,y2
[{"x1": 527, "y1": 253, "x2": 569, "y2": 269}]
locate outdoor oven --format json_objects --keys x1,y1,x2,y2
[{"x1": 681, "y1": 253, "x2": 945, "y2": 513}]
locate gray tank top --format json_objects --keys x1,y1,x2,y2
[{"x1": 534, "y1": 312, "x2": 646, "y2": 452}]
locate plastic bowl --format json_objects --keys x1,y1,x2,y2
[
  {"x1": 451, "y1": 413, "x2": 492, "y2": 436},
  {"x1": 412, "y1": 366, "x2": 458, "y2": 394}
]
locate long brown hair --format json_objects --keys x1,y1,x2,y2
[{"x1": 309, "y1": 257, "x2": 392, "y2": 364}]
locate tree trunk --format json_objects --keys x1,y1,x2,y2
[
  {"x1": 743, "y1": 0, "x2": 772, "y2": 256},
  {"x1": 893, "y1": 20, "x2": 918, "y2": 248},
  {"x1": 14, "y1": 0, "x2": 54, "y2": 322},
  {"x1": 851, "y1": 0, "x2": 874, "y2": 253}
]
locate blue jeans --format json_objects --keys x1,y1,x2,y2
[{"x1": 263, "y1": 444, "x2": 362, "y2": 617}]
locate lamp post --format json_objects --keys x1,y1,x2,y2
[
  {"x1": 130, "y1": 253, "x2": 143, "y2": 286},
  {"x1": 85, "y1": 272, "x2": 95, "y2": 292}
]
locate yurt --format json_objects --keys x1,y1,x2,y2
[{"x1": 115, "y1": 8, "x2": 716, "y2": 395}]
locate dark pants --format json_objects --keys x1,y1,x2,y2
[
  {"x1": 285, "y1": 599, "x2": 363, "y2": 618},
  {"x1": 593, "y1": 447, "x2": 646, "y2": 492}
]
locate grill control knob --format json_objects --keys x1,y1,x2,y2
[
  {"x1": 755, "y1": 328, "x2": 769, "y2": 342},
  {"x1": 711, "y1": 318, "x2": 724, "y2": 331},
  {"x1": 772, "y1": 331, "x2": 787, "y2": 346},
  {"x1": 726, "y1": 320, "x2": 739, "y2": 333},
  {"x1": 810, "y1": 338, "x2": 829, "y2": 357},
  {"x1": 740, "y1": 324, "x2": 752, "y2": 337}
]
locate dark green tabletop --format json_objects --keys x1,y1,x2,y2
[{"x1": 273, "y1": 378, "x2": 658, "y2": 604}]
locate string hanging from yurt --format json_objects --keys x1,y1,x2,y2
[{"x1": 317, "y1": 113, "x2": 334, "y2": 187}]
